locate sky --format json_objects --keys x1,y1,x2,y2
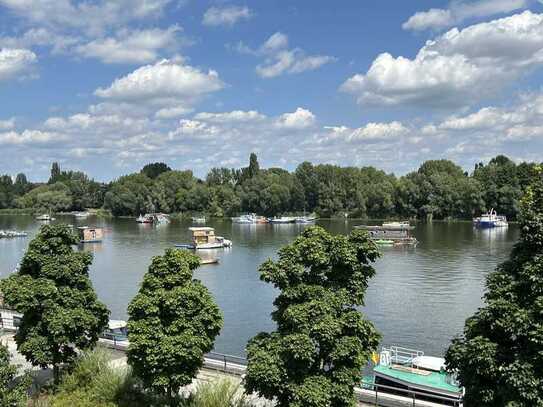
[{"x1": 1, "y1": 0, "x2": 543, "y2": 181}]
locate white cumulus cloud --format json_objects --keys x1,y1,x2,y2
[
  {"x1": 202, "y1": 5, "x2": 253, "y2": 27},
  {"x1": 0, "y1": 48, "x2": 37, "y2": 81},
  {"x1": 342, "y1": 11, "x2": 543, "y2": 108},
  {"x1": 276, "y1": 108, "x2": 316, "y2": 129},
  {"x1": 403, "y1": 0, "x2": 530, "y2": 31}
]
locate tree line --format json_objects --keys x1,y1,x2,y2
[
  {"x1": 2, "y1": 168, "x2": 543, "y2": 405},
  {"x1": 0, "y1": 153, "x2": 540, "y2": 220}
]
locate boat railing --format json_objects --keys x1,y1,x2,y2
[
  {"x1": 360, "y1": 379, "x2": 463, "y2": 407},
  {"x1": 383, "y1": 345, "x2": 424, "y2": 366}
]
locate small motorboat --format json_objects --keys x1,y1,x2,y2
[
  {"x1": 36, "y1": 214, "x2": 54, "y2": 221},
  {"x1": 473, "y1": 209, "x2": 508, "y2": 228},
  {"x1": 192, "y1": 216, "x2": 206, "y2": 223},
  {"x1": 269, "y1": 217, "x2": 295, "y2": 224},
  {"x1": 136, "y1": 214, "x2": 153, "y2": 224}
]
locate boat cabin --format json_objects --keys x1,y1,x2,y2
[
  {"x1": 189, "y1": 227, "x2": 217, "y2": 246},
  {"x1": 78, "y1": 226, "x2": 103, "y2": 243}
]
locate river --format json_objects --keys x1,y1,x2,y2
[{"x1": 0, "y1": 215, "x2": 518, "y2": 358}]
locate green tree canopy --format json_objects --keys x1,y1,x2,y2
[
  {"x1": 127, "y1": 248, "x2": 223, "y2": 404},
  {"x1": 0, "y1": 343, "x2": 31, "y2": 406},
  {"x1": 244, "y1": 226, "x2": 381, "y2": 407},
  {"x1": 0, "y1": 224, "x2": 109, "y2": 383},
  {"x1": 446, "y1": 168, "x2": 543, "y2": 406},
  {"x1": 141, "y1": 162, "x2": 172, "y2": 179}
]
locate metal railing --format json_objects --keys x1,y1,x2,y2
[
  {"x1": 358, "y1": 381, "x2": 463, "y2": 407},
  {"x1": 1, "y1": 313, "x2": 463, "y2": 407}
]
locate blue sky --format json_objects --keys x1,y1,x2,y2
[{"x1": 1, "y1": 0, "x2": 543, "y2": 181}]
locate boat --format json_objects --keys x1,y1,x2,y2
[
  {"x1": 192, "y1": 216, "x2": 206, "y2": 223},
  {"x1": 295, "y1": 213, "x2": 317, "y2": 224},
  {"x1": 36, "y1": 214, "x2": 55, "y2": 221},
  {"x1": 381, "y1": 221, "x2": 414, "y2": 230},
  {"x1": 473, "y1": 209, "x2": 508, "y2": 228},
  {"x1": 356, "y1": 225, "x2": 418, "y2": 246},
  {"x1": 78, "y1": 226, "x2": 103, "y2": 243},
  {"x1": 136, "y1": 214, "x2": 153, "y2": 224},
  {"x1": 365, "y1": 346, "x2": 463, "y2": 405},
  {"x1": 269, "y1": 217, "x2": 295, "y2": 224},
  {"x1": 99, "y1": 320, "x2": 129, "y2": 350},
  {"x1": 0, "y1": 230, "x2": 28, "y2": 238},
  {"x1": 200, "y1": 258, "x2": 220, "y2": 265},
  {"x1": 74, "y1": 212, "x2": 89, "y2": 218},
  {"x1": 154, "y1": 213, "x2": 170, "y2": 224},
  {"x1": 175, "y1": 227, "x2": 232, "y2": 250},
  {"x1": 232, "y1": 214, "x2": 268, "y2": 224}
]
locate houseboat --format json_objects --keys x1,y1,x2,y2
[
  {"x1": 175, "y1": 227, "x2": 232, "y2": 250},
  {"x1": 366, "y1": 346, "x2": 463, "y2": 405},
  {"x1": 473, "y1": 209, "x2": 508, "y2": 228},
  {"x1": 381, "y1": 221, "x2": 414, "y2": 230},
  {"x1": 78, "y1": 226, "x2": 103, "y2": 243},
  {"x1": 356, "y1": 224, "x2": 418, "y2": 246},
  {"x1": 99, "y1": 320, "x2": 129, "y2": 351}
]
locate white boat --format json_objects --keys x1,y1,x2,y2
[
  {"x1": 74, "y1": 212, "x2": 89, "y2": 218},
  {"x1": 155, "y1": 213, "x2": 170, "y2": 224},
  {"x1": 473, "y1": 209, "x2": 508, "y2": 228},
  {"x1": 270, "y1": 217, "x2": 295, "y2": 224},
  {"x1": 381, "y1": 221, "x2": 413, "y2": 230},
  {"x1": 36, "y1": 214, "x2": 54, "y2": 221},
  {"x1": 0, "y1": 230, "x2": 28, "y2": 238},
  {"x1": 232, "y1": 213, "x2": 268, "y2": 224},
  {"x1": 295, "y1": 216, "x2": 317, "y2": 224},
  {"x1": 136, "y1": 214, "x2": 153, "y2": 224},
  {"x1": 192, "y1": 216, "x2": 206, "y2": 223}
]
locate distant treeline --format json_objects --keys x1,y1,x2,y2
[{"x1": 0, "y1": 154, "x2": 539, "y2": 220}]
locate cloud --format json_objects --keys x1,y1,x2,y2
[
  {"x1": 194, "y1": 110, "x2": 265, "y2": 123},
  {"x1": 403, "y1": 0, "x2": 530, "y2": 31},
  {"x1": 341, "y1": 11, "x2": 543, "y2": 108},
  {"x1": 276, "y1": 108, "x2": 316, "y2": 129},
  {"x1": 0, "y1": 28, "x2": 79, "y2": 54},
  {"x1": 202, "y1": 5, "x2": 253, "y2": 27},
  {"x1": 0, "y1": 48, "x2": 37, "y2": 81},
  {"x1": 75, "y1": 26, "x2": 182, "y2": 64},
  {"x1": 0, "y1": 0, "x2": 173, "y2": 36},
  {"x1": 234, "y1": 32, "x2": 335, "y2": 78},
  {"x1": 0, "y1": 129, "x2": 63, "y2": 145},
  {"x1": 0, "y1": 118, "x2": 15, "y2": 130},
  {"x1": 94, "y1": 58, "x2": 224, "y2": 114}
]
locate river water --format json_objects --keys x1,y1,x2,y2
[{"x1": 0, "y1": 215, "x2": 518, "y2": 358}]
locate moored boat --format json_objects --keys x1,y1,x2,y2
[
  {"x1": 175, "y1": 227, "x2": 232, "y2": 250},
  {"x1": 294, "y1": 215, "x2": 317, "y2": 224},
  {"x1": 0, "y1": 230, "x2": 28, "y2": 238},
  {"x1": 232, "y1": 213, "x2": 268, "y2": 224},
  {"x1": 473, "y1": 209, "x2": 508, "y2": 228},
  {"x1": 36, "y1": 214, "x2": 55, "y2": 221},
  {"x1": 269, "y1": 216, "x2": 295, "y2": 224},
  {"x1": 366, "y1": 346, "x2": 463, "y2": 405},
  {"x1": 74, "y1": 211, "x2": 89, "y2": 218},
  {"x1": 136, "y1": 214, "x2": 153, "y2": 224},
  {"x1": 356, "y1": 224, "x2": 418, "y2": 246},
  {"x1": 78, "y1": 226, "x2": 103, "y2": 243},
  {"x1": 192, "y1": 216, "x2": 206, "y2": 223}
]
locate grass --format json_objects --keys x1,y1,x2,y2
[{"x1": 29, "y1": 349, "x2": 258, "y2": 407}]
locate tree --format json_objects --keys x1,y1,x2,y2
[
  {"x1": 0, "y1": 344, "x2": 31, "y2": 406},
  {"x1": 0, "y1": 225, "x2": 109, "y2": 384},
  {"x1": 141, "y1": 162, "x2": 172, "y2": 179},
  {"x1": 446, "y1": 168, "x2": 543, "y2": 406},
  {"x1": 127, "y1": 249, "x2": 223, "y2": 405},
  {"x1": 248, "y1": 153, "x2": 260, "y2": 178},
  {"x1": 244, "y1": 226, "x2": 381, "y2": 407},
  {"x1": 49, "y1": 162, "x2": 61, "y2": 184}
]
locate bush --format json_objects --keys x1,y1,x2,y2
[{"x1": 184, "y1": 379, "x2": 251, "y2": 407}]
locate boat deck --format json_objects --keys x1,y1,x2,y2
[{"x1": 374, "y1": 365, "x2": 460, "y2": 394}]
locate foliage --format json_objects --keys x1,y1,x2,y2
[
  {"x1": 184, "y1": 378, "x2": 252, "y2": 407},
  {"x1": 244, "y1": 226, "x2": 381, "y2": 407},
  {"x1": 141, "y1": 162, "x2": 172, "y2": 179},
  {"x1": 127, "y1": 248, "x2": 223, "y2": 404},
  {"x1": 2, "y1": 154, "x2": 542, "y2": 219},
  {"x1": 445, "y1": 168, "x2": 543, "y2": 406},
  {"x1": 0, "y1": 224, "x2": 110, "y2": 383},
  {"x1": 0, "y1": 343, "x2": 31, "y2": 406}
]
